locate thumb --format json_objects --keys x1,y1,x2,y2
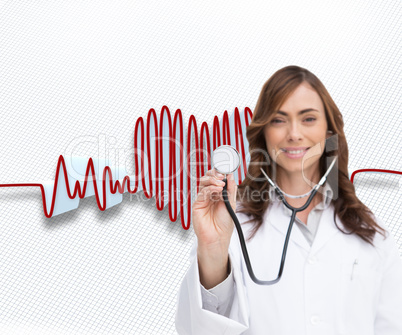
[{"x1": 226, "y1": 173, "x2": 237, "y2": 210}]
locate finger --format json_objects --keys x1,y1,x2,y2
[
  {"x1": 197, "y1": 176, "x2": 207, "y2": 193},
  {"x1": 205, "y1": 169, "x2": 214, "y2": 176},
  {"x1": 207, "y1": 184, "x2": 225, "y2": 202},
  {"x1": 213, "y1": 168, "x2": 225, "y2": 180},
  {"x1": 199, "y1": 170, "x2": 225, "y2": 194},
  {"x1": 197, "y1": 176, "x2": 214, "y2": 194},
  {"x1": 199, "y1": 175, "x2": 226, "y2": 189},
  {"x1": 194, "y1": 184, "x2": 224, "y2": 205},
  {"x1": 206, "y1": 168, "x2": 225, "y2": 180}
]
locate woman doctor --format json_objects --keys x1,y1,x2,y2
[{"x1": 175, "y1": 65, "x2": 402, "y2": 334}]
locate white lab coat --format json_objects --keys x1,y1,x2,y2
[{"x1": 175, "y1": 201, "x2": 402, "y2": 335}]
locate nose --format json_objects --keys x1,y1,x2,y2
[{"x1": 286, "y1": 121, "x2": 303, "y2": 142}]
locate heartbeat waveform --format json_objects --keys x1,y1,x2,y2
[
  {"x1": 0, "y1": 105, "x2": 400, "y2": 229},
  {"x1": 0, "y1": 106, "x2": 253, "y2": 229}
]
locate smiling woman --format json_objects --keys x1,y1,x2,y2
[
  {"x1": 238, "y1": 66, "x2": 386, "y2": 242},
  {"x1": 175, "y1": 65, "x2": 402, "y2": 335},
  {"x1": 263, "y1": 82, "x2": 330, "y2": 222}
]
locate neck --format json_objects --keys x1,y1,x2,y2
[
  {"x1": 276, "y1": 168, "x2": 320, "y2": 195},
  {"x1": 274, "y1": 165, "x2": 322, "y2": 207}
]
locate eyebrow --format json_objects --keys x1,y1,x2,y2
[{"x1": 276, "y1": 108, "x2": 319, "y2": 116}]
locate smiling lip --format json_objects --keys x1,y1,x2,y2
[{"x1": 281, "y1": 147, "x2": 310, "y2": 158}]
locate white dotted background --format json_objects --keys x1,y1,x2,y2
[{"x1": 0, "y1": 0, "x2": 401, "y2": 334}]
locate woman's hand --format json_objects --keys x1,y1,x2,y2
[{"x1": 192, "y1": 168, "x2": 237, "y2": 289}]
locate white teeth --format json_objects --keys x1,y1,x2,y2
[{"x1": 282, "y1": 149, "x2": 307, "y2": 154}]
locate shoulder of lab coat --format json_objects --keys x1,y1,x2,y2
[
  {"x1": 175, "y1": 204, "x2": 253, "y2": 335},
  {"x1": 372, "y1": 216, "x2": 402, "y2": 333}
]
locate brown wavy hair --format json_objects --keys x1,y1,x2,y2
[{"x1": 236, "y1": 65, "x2": 386, "y2": 245}]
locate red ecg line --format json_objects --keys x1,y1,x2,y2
[
  {"x1": 350, "y1": 169, "x2": 402, "y2": 183},
  {"x1": 0, "y1": 106, "x2": 253, "y2": 229},
  {"x1": 0, "y1": 106, "x2": 400, "y2": 230}
]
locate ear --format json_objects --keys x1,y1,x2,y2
[{"x1": 326, "y1": 130, "x2": 333, "y2": 139}]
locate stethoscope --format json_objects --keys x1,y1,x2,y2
[{"x1": 212, "y1": 145, "x2": 337, "y2": 285}]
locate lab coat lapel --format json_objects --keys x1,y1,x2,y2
[
  {"x1": 267, "y1": 202, "x2": 311, "y2": 252},
  {"x1": 309, "y1": 204, "x2": 341, "y2": 256}
]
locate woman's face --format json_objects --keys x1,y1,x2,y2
[{"x1": 263, "y1": 82, "x2": 328, "y2": 178}]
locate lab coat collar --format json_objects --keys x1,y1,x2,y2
[
  {"x1": 265, "y1": 202, "x2": 311, "y2": 252},
  {"x1": 265, "y1": 197, "x2": 344, "y2": 256}
]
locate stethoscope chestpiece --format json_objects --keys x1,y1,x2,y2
[{"x1": 212, "y1": 145, "x2": 241, "y2": 176}]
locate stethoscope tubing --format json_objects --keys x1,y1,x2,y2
[{"x1": 222, "y1": 181, "x2": 319, "y2": 285}]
